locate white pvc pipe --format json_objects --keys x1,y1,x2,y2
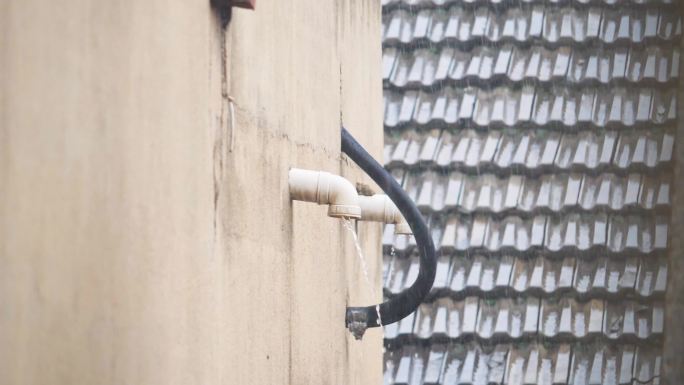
[
  {"x1": 288, "y1": 168, "x2": 361, "y2": 219},
  {"x1": 358, "y1": 194, "x2": 412, "y2": 234}
]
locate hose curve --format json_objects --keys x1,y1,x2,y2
[{"x1": 341, "y1": 128, "x2": 436, "y2": 339}]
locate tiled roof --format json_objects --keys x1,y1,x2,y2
[
  {"x1": 384, "y1": 128, "x2": 675, "y2": 173},
  {"x1": 382, "y1": 6, "x2": 681, "y2": 46},
  {"x1": 395, "y1": 171, "x2": 672, "y2": 214},
  {"x1": 383, "y1": 46, "x2": 680, "y2": 87},
  {"x1": 384, "y1": 342, "x2": 662, "y2": 385},
  {"x1": 383, "y1": 0, "x2": 676, "y2": 7},
  {"x1": 383, "y1": 86, "x2": 677, "y2": 128},
  {"x1": 383, "y1": 213, "x2": 668, "y2": 254},
  {"x1": 384, "y1": 254, "x2": 668, "y2": 298},
  {"x1": 381, "y1": 0, "x2": 678, "y2": 383},
  {"x1": 383, "y1": 296, "x2": 664, "y2": 341}
]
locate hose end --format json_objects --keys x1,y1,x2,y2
[{"x1": 345, "y1": 308, "x2": 369, "y2": 340}]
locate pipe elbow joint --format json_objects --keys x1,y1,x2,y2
[
  {"x1": 325, "y1": 175, "x2": 361, "y2": 219},
  {"x1": 288, "y1": 168, "x2": 361, "y2": 219},
  {"x1": 358, "y1": 194, "x2": 413, "y2": 235}
]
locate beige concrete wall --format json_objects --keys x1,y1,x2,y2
[{"x1": 0, "y1": 1, "x2": 383, "y2": 384}]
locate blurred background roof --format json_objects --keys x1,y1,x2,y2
[{"x1": 380, "y1": 1, "x2": 680, "y2": 384}]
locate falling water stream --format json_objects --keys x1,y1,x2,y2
[{"x1": 342, "y1": 218, "x2": 383, "y2": 329}]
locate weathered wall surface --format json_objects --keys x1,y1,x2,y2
[{"x1": 0, "y1": 1, "x2": 383, "y2": 384}]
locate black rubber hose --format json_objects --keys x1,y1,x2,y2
[{"x1": 341, "y1": 128, "x2": 436, "y2": 337}]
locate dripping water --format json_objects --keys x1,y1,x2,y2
[{"x1": 342, "y1": 218, "x2": 383, "y2": 329}]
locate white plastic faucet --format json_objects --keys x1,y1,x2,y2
[
  {"x1": 288, "y1": 168, "x2": 361, "y2": 219},
  {"x1": 288, "y1": 168, "x2": 412, "y2": 234},
  {"x1": 358, "y1": 194, "x2": 412, "y2": 235}
]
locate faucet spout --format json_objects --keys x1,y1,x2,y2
[
  {"x1": 288, "y1": 168, "x2": 362, "y2": 219},
  {"x1": 358, "y1": 194, "x2": 412, "y2": 234}
]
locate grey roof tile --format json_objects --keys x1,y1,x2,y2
[
  {"x1": 385, "y1": 253, "x2": 668, "y2": 299},
  {"x1": 386, "y1": 295, "x2": 663, "y2": 342},
  {"x1": 384, "y1": 343, "x2": 513, "y2": 385},
  {"x1": 539, "y1": 297, "x2": 664, "y2": 340},
  {"x1": 385, "y1": 343, "x2": 578, "y2": 385},
  {"x1": 549, "y1": 344, "x2": 661, "y2": 385},
  {"x1": 385, "y1": 129, "x2": 437, "y2": 167},
  {"x1": 541, "y1": 299, "x2": 611, "y2": 340},
  {"x1": 384, "y1": 128, "x2": 675, "y2": 173},
  {"x1": 544, "y1": 213, "x2": 608, "y2": 252},
  {"x1": 385, "y1": 252, "x2": 422, "y2": 294},
  {"x1": 604, "y1": 301, "x2": 665, "y2": 341},
  {"x1": 383, "y1": 214, "x2": 669, "y2": 254},
  {"x1": 383, "y1": 46, "x2": 679, "y2": 87},
  {"x1": 396, "y1": 297, "x2": 540, "y2": 340},
  {"x1": 382, "y1": 6, "x2": 681, "y2": 46},
  {"x1": 435, "y1": 214, "x2": 547, "y2": 252},
  {"x1": 510, "y1": 256, "x2": 581, "y2": 294},
  {"x1": 382, "y1": 0, "x2": 675, "y2": 7},
  {"x1": 606, "y1": 215, "x2": 669, "y2": 253},
  {"x1": 383, "y1": 86, "x2": 677, "y2": 128},
  {"x1": 399, "y1": 170, "x2": 671, "y2": 214},
  {"x1": 632, "y1": 346, "x2": 663, "y2": 385},
  {"x1": 447, "y1": 254, "x2": 517, "y2": 293},
  {"x1": 385, "y1": 342, "x2": 663, "y2": 385}
]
